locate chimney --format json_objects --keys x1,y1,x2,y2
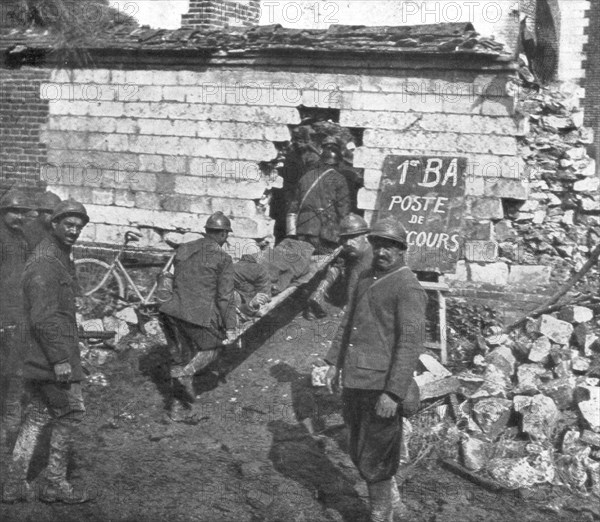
[{"x1": 181, "y1": 0, "x2": 261, "y2": 30}]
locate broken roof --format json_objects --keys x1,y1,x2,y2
[{"x1": 1, "y1": 22, "x2": 512, "y2": 60}]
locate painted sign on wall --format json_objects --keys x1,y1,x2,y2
[{"x1": 376, "y1": 155, "x2": 467, "y2": 273}]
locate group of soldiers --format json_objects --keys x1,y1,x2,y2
[
  {"x1": 1, "y1": 188, "x2": 93, "y2": 503},
  {"x1": 1, "y1": 179, "x2": 427, "y2": 521}
]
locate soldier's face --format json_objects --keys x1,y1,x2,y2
[
  {"x1": 52, "y1": 216, "x2": 85, "y2": 247},
  {"x1": 2, "y1": 209, "x2": 28, "y2": 231},
  {"x1": 342, "y1": 234, "x2": 368, "y2": 258},
  {"x1": 370, "y1": 237, "x2": 403, "y2": 270}
]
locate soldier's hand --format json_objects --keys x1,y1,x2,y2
[
  {"x1": 249, "y1": 293, "x2": 271, "y2": 309},
  {"x1": 375, "y1": 393, "x2": 398, "y2": 418},
  {"x1": 224, "y1": 329, "x2": 239, "y2": 344},
  {"x1": 54, "y1": 362, "x2": 72, "y2": 382},
  {"x1": 325, "y1": 365, "x2": 339, "y2": 394}
]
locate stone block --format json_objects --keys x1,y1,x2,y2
[
  {"x1": 464, "y1": 240, "x2": 498, "y2": 263},
  {"x1": 468, "y1": 262, "x2": 509, "y2": 286},
  {"x1": 87, "y1": 102, "x2": 124, "y2": 118},
  {"x1": 362, "y1": 169, "x2": 382, "y2": 190},
  {"x1": 480, "y1": 96, "x2": 515, "y2": 116},
  {"x1": 418, "y1": 354, "x2": 451, "y2": 378},
  {"x1": 91, "y1": 188, "x2": 114, "y2": 206},
  {"x1": 161, "y1": 86, "x2": 188, "y2": 102},
  {"x1": 468, "y1": 197, "x2": 504, "y2": 220},
  {"x1": 164, "y1": 156, "x2": 189, "y2": 175},
  {"x1": 470, "y1": 364, "x2": 511, "y2": 399},
  {"x1": 574, "y1": 177, "x2": 599, "y2": 192},
  {"x1": 558, "y1": 306, "x2": 594, "y2": 324},
  {"x1": 472, "y1": 398, "x2": 512, "y2": 435},
  {"x1": 513, "y1": 394, "x2": 559, "y2": 440},
  {"x1": 573, "y1": 324, "x2": 598, "y2": 354},
  {"x1": 94, "y1": 224, "x2": 125, "y2": 244},
  {"x1": 538, "y1": 314, "x2": 574, "y2": 345},
  {"x1": 442, "y1": 261, "x2": 467, "y2": 284},
  {"x1": 515, "y1": 364, "x2": 547, "y2": 395},
  {"x1": 461, "y1": 436, "x2": 489, "y2": 471},
  {"x1": 508, "y1": 265, "x2": 552, "y2": 286},
  {"x1": 581, "y1": 430, "x2": 600, "y2": 447},
  {"x1": 572, "y1": 357, "x2": 591, "y2": 373},
  {"x1": 339, "y1": 110, "x2": 421, "y2": 130},
  {"x1": 419, "y1": 114, "x2": 518, "y2": 136},
  {"x1": 576, "y1": 386, "x2": 600, "y2": 432},
  {"x1": 113, "y1": 190, "x2": 135, "y2": 208},
  {"x1": 124, "y1": 70, "x2": 155, "y2": 85},
  {"x1": 134, "y1": 192, "x2": 162, "y2": 210},
  {"x1": 174, "y1": 176, "x2": 267, "y2": 200},
  {"x1": 484, "y1": 346, "x2": 516, "y2": 376},
  {"x1": 160, "y1": 195, "x2": 192, "y2": 213},
  {"x1": 540, "y1": 377, "x2": 577, "y2": 410},
  {"x1": 528, "y1": 336, "x2": 552, "y2": 363},
  {"x1": 481, "y1": 178, "x2": 529, "y2": 200},
  {"x1": 356, "y1": 188, "x2": 378, "y2": 211}
]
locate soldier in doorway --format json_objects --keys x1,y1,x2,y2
[{"x1": 287, "y1": 148, "x2": 351, "y2": 254}]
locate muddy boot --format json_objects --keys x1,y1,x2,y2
[
  {"x1": 1, "y1": 407, "x2": 48, "y2": 503},
  {"x1": 40, "y1": 421, "x2": 90, "y2": 504},
  {"x1": 390, "y1": 477, "x2": 409, "y2": 521},
  {"x1": 367, "y1": 479, "x2": 393, "y2": 522}
]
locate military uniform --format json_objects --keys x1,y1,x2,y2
[
  {"x1": 288, "y1": 164, "x2": 351, "y2": 254},
  {"x1": 325, "y1": 262, "x2": 427, "y2": 483},
  {"x1": 0, "y1": 218, "x2": 31, "y2": 451},
  {"x1": 4, "y1": 200, "x2": 91, "y2": 504},
  {"x1": 159, "y1": 236, "x2": 237, "y2": 372}
]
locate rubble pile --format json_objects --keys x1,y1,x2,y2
[
  {"x1": 505, "y1": 83, "x2": 600, "y2": 292},
  {"x1": 426, "y1": 303, "x2": 600, "y2": 495}
]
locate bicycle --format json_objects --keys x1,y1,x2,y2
[{"x1": 75, "y1": 231, "x2": 176, "y2": 312}]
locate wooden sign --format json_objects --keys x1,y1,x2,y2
[{"x1": 375, "y1": 155, "x2": 467, "y2": 273}]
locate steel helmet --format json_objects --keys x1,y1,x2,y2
[
  {"x1": 339, "y1": 213, "x2": 370, "y2": 237},
  {"x1": 368, "y1": 216, "x2": 408, "y2": 248},
  {"x1": 205, "y1": 211, "x2": 232, "y2": 232},
  {"x1": 37, "y1": 191, "x2": 62, "y2": 212},
  {"x1": 0, "y1": 190, "x2": 34, "y2": 212},
  {"x1": 51, "y1": 199, "x2": 90, "y2": 225},
  {"x1": 321, "y1": 149, "x2": 341, "y2": 166}
]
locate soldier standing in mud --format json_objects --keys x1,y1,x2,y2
[
  {"x1": 325, "y1": 216, "x2": 427, "y2": 522},
  {"x1": 0, "y1": 190, "x2": 35, "y2": 456},
  {"x1": 3, "y1": 200, "x2": 92, "y2": 504},
  {"x1": 306, "y1": 213, "x2": 373, "y2": 319},
  {"x1": 159, "y1": 211, "x2": 238, "y2": 421},
  {"x1": 286, "y1": 147, "x2": 351, "y2": 255}
]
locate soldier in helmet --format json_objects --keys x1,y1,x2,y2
[
  {"x1": 3, "y1": 200, "x2": 91, "y2": 504},
  {"x1": 159, "y1": 211, "x2": 237, "y2": 421},
  {"x1": 23, "y1": 190, "x2": 62, "y2": 249},
  {"x1": 306, "y1": 213, "x2": 373, "y2": 320},
  {"x1": 287, "y1": 148, "x2": 351, "y2": 254},
  {"x1": 0, "y1": 190, "x2": 34, "y2": 456},
  {"x1": 324, "y1": 216, "x2": 427, "y2": 522}
]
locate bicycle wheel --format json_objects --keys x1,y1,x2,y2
[{"x1": 75, "y1": 258, "x2": 126, "y2": 299}]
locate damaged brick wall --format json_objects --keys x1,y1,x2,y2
[{"x1": 0, "y1": 67, "x2": 50, "y2": 193}]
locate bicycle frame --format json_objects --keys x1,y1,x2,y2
[{"x1": 101, "y1": 231, "x2": 176, "y2": 306}]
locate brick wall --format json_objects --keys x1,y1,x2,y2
[
  {"x1": 182, "y1": 0, "x2": 261, "y2": 29},
  {"x1": 0, "y1": 67, "x2": 50, "y2": 194}
]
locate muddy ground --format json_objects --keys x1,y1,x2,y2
[{"x1": 1, "y1": 292, "x2": 597, "y2": 522}]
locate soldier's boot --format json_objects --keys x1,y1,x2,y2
[
  {"x1": 308, "y1": 267, "x2": 340, "y2": 319},
  {"x1": 367, "y1": 479, "x2": 394, "y2": 522},
  {"x1": 390, "y1": 477, "x2": 409, "y2": 521},
  {"x1": 40, "y1": 420, "x2": 90, "y2": 504},
  {"x1": 1, "y1": 407, "x2": 48, "y2": 503}
]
